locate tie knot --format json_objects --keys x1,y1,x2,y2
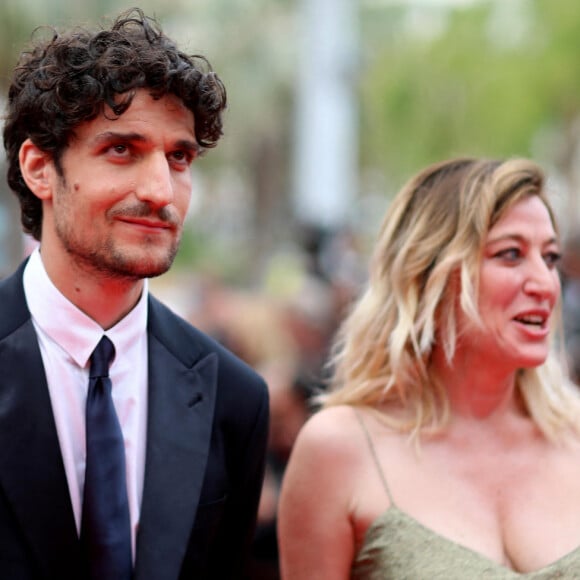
[{"x1": 90, "y1": 336, "x2": 115, "y2": 379}]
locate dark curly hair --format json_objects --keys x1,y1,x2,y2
[{"x1": 3, "y1": 7, "x2": 227, "y2": 240}]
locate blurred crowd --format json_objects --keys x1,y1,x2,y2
[{"x1": 562, "y1": 233, "x2": 580, "y2": 385}]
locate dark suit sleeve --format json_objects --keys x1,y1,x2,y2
[
  {"x1": 179, "y1": 371, "x2": 269, "y2": 580},
  {"x1": 221, "y1": 383, "x2": 269, "y2": 578}
]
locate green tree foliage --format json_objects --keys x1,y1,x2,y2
[
  {"x1": 360, "y1": 0, "x2": 580, "y2": 205},
  {"x1": 0, "y1": 5, "x2": 34, "y2": 91}
]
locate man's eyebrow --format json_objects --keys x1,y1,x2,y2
[
  {"x1": 92, "y1": 131, "x2": 147, "y2": 145},
  {"x1": 92, "y1": 132, "x2": 202, "y2": 155}
]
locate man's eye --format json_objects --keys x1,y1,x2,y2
[
  {"x1": 112, "y1": 144, "x2": 128, "y2": 155},
  {"x1": 170, "y1": 150, "x2": 194, "y2": 165}
]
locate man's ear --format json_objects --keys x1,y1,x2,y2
[{"x1": 19, "y1": 138, "x2": 57, "y2": 201}]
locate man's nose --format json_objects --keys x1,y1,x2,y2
[{"x1": 135, "y1": 153, "x2": 173, "y2": 207}]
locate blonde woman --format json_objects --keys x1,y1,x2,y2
[{"x1": 278, "y1": 157, "x2": 580, "y2": 579}]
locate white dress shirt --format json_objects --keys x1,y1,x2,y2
[{"x1": 22, "y1": 248, "x2": 148, "y2": 560}]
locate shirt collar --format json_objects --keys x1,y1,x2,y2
[{"x1": 23, "y1": 248, "x2": 148, "y2": 368}]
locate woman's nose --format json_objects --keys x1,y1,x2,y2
[{"x1": 523, "y1": 256, "x2": 560, "y2": 301}]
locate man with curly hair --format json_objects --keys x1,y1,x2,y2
[{"x1": 0, "y1": 8, "x2": 269, "y2": 579}]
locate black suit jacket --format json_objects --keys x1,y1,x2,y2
[{"x1": 0, "y1": 262, "x2": 269, "y2": 579}]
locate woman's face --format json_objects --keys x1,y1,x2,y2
[{"x1": 462, "y1": 195, "x2": 561, "y2": 370}]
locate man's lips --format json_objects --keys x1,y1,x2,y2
[
  {"x1": 110, "y1": 203, "x2": 180, "y2": 230},
  {"x1": 117, "y1": 217, "x2": 173, "y2": 230}
]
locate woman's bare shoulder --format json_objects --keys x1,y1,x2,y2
[
  {"x1": 298, "y1": 404, "x2": 363, "y2": 441},
  {"x1": 288, "y1": 405, "x2": 367, "y2": 470},
  {"x1": 279, "y1": 405, "x2": 363, "y2": 578}
]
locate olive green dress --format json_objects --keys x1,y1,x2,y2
[{"x1": 351, "y1": 413, "x2": 580, "y2": 579}]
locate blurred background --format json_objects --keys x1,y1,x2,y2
[
  {"x1": 3, "y1": 0, "x2": 580, "y2": 285},
  {"x1": 3, "y1": 0, "x2": 580, "y2": 577}
]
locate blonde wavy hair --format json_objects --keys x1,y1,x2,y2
[{"x1": 323, "y1": 157, "x2": 580, "y2": 441}]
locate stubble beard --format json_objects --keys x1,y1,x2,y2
[
  {"x1": 52, "y1": 174, "x2": 184, "y2": 281},
  {"x1": 59, "y1": 230, "x2": 181, "y2": 281},
  {"x1": 54, "y1": 204, "x2": 182, "y2": 281}
]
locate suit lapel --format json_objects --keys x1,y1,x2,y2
[
  {"x1": 0, "y1": 264, "x2": 219, "y2": 579},
  {"x1": 134, "y1": 304, "x2": 218, "y2": 580},
  {"x1": 0, "y1": 320, "x2": 80, "y2": 577}
]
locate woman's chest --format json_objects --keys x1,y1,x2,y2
[{"x1": 351, "y1": 435, "x2": 580, "y2": 573}]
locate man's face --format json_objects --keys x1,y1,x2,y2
[{"x1": 43, "y1": 89, "x2": 198, "y2": 280}]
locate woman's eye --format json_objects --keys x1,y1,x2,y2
[
  {"x1": 544, "y1": 251, "x2": 562, "y2": 267},
  {"x1": 497, "y1": 248, "x2": 521, "y2": 261}
]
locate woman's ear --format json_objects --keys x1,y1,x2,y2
[{"x1": 18, "y1": 138, "x2": 56, "y2": 200}]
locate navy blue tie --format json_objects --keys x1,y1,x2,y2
[{"x1": 81, "y1": 335, "x2": 132, "y2": 579}]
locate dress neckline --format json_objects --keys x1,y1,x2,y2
[{"x1": 362, "y1": 504, "x2": 580, "y2": 577}]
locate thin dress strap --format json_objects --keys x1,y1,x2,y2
[{"x1": 353, "y1": 407, "x2": 396, "y2": 507}]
